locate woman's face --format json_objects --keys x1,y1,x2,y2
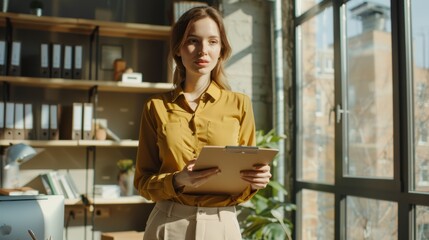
[{"x1": 179, "y1": 17, "x2": 221, "y2": 79}]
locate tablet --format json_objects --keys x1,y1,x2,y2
[{"x1": 183, "y1": 146, "x2": 279, "y2": 195}]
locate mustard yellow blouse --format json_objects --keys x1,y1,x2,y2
[{"x1": 134, "y1": 81, "x2": 257, "y2": 207}]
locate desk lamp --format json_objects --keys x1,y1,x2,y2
[{"x1": 1, "y1": 143, "x2": 37, "y2": 188}]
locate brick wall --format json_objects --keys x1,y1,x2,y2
[{"x1": 222, "y1": 0, "x2": 273, "y2": 131}]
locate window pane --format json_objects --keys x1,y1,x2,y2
[
  {"x1": 296, "y1": 7, "x2": 335, "y2": 184},
  {"x1": 346, "y1": 196, "x2": 398, "y2": 239},
  {"x1": 415, "y1": 206, "x2": 429, "y2": 240},
  {"x1": 344, "y1": 0, "x2": 394, "y2": 178},
  {"x1": 410, "y1": 0, "x2": 429, "y2": 192},
  {"x1": 300, "y1": 189, "x2": 334, "y2": 239},
  {"x1": 295, "y1": 0, "x2": 323, "y2": 16}
]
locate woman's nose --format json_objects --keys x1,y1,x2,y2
[{"x1": 198, "y1": 42, "x2": 209, "y2": 56}]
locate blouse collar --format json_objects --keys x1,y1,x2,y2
[{"x1": 171, "y1": 81, "x2": 221, "y2": 102}]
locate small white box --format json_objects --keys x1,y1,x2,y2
[
  {"x1": 121, "y1": 73, "x2": 142, "y2": 83},
  {"x1": 94, "y1": 184, "x2": 120, "y2": 198}
]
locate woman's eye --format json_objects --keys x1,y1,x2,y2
[
  {"x1": 209, "y1": 39, "x2": 219, "y2": 45},
  {"x1": 187, "y1": 38, "x2": 198, "y2": 44}
]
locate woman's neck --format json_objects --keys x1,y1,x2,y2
[{"x1": 183, "y1": 76, "x2": 211, "y2": 101}]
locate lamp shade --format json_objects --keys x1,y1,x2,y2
[
  {"x1": 2, "y1": 143, "x2": 38, "y2": 188},
  {"x1": 4, "y1": 143, "x2": 37, "y2": 166}
]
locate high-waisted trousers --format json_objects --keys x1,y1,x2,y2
[{"x1": 143, "y1": 200, "x2": 242, "y2": 240}]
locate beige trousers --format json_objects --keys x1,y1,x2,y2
[{"x1": 143, "y1": 200, "x2": 242, "y2": 240}]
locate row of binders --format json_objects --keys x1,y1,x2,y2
[
  {"x1": 0, "y1": 40, "x2": 83, "y2": 79},
  {"x1": 40, "y1": 171, "x2": 80, "y2": 199},
  {"x1": 0, "y1": 102, "x2": 94, "y2": 140}
]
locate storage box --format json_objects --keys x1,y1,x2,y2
[
  {"x1": 121, "y1": 72, "x2": 142, "y2": 83},
  {"x1": 94, "y1": 184, "x2": 120, "y2": 198},
  {"x1": 101, "y1": 231, "x2": 144, "y2": 240}
]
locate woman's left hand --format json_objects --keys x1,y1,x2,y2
[{"x1": 240, "y1": 164, "x2": 272, "y2": 190}]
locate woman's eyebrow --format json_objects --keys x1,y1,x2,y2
[{"x1": 187, "y1": 34, "x2": 220, "y2": 39}]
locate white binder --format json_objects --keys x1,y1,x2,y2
[
  {"x1": 40, "y1": 104, "x2": 50, "y2": 140},
  {"x1": 83, "y1": 103, "x2": 93, "y2": 140},
  {"x1": 13, "y1": 103, "x2": 24, "y2": 140},
  {"x1": 4, "y1": 102, "x2": 14, "y2": 140}
]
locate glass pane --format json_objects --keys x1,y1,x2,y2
[
  {"x1": 300, "y1": 189, "x2": 334, "y2": 239},
  {"x1": 415, "y1": 205, "x2": 429, "y2": 240},
  {"x1": 346, "y1": 196, "x2": 398, "y2": 239},
  {"x1": 297, "y1": 7, "x2": 335, "y2": 184},
  {"x1": 410, "y1": 0, "x2": 429, "y2": 192},
  {"x1": 295, "y1": 0, "x2": 323, "y2": 16},
  {"x1": 344, "y1": 0, "x2": 394, "y2": 178}
]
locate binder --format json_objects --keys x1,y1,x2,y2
[
  {"x1": 73, "y1": 45, "x2": 83, "y2": 79},
  {"x1": 13, "y1": 103, "x2": 24, "y2": 140},
  {"x1": 4, "y1": 102, "x2": 14, "y2": 140},
  {"x1": 40, "y1": 173, "x2": 53, "y2": 195},
  {"x1": 24, "y1": 103, "x2": 34, "y2": 140},
  {"x1": 9, "y1": 41, "x2": 21, "y2": 76},
  {"x1": 47, "y1": 171, "x2": 64, "y2": 196},
  {"x1": 40, "y1": 43, "x2": 50, "y2": 77},
  {"x1": 62, "y1": 45, "x2": 72, "y2": 79},
  {"x1": 51, "y1": 43, "x2": 61, "y2": 78},
  {"x1": 39, "y1": 104, "x2": 50, "y2": 140},
  {"x1": 0, "y1": 102, "x2": 4, "y2": 139},
  {"x1": 49, "y1": 104, "x2": 60, "y2": 140},
  {"x1": 0, "y1": 41, "x2": 6, "y2": 75},
  {"x1": 83, "y1": 103, "x2": 93, "y2": 140},
  {"x1": 60, "y1": 102, "x2": 82, "y2": 140}
]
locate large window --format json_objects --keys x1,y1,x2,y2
[{"x1": 294, "y1": 0, "x2": 429, "y2": 239}]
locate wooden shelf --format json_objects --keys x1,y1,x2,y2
[
  {"x1": 0, "y1": 76, "x2": 173, "y2": 93},
  {"x1": 0, "y1": 139, "x2": 139, "y2": 147},
  {"x1": 0, "y1": 12, "x2": 171, "y2": 40},
  {"x1": 64, "y1": 195, "x2": 153, "y2": 205}
]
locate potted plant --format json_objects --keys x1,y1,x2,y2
[
  {"x1": 237, "y1": 129, "x2": 295, "y2": 240},
  {"x1": 117, "y1": 159, "x2": 136, "y2": 196}
]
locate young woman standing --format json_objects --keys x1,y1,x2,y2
[{"x1": 134, "y1": 6, "x2": 272, "y2": 240}]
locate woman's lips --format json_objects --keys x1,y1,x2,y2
[{"x1": 195, "y1": 59, "x2": 209, "y2": 66}]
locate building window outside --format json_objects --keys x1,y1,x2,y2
[
  {"x1": 418, "y1": 160, "x2": 429, "y2": 187},
  {"x1": 418, "y1": 121, "x2": 428, "y2": 144}
]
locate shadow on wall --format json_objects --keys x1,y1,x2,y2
[{"x1": 222, "y1": 1, "x2": 273, "y2": 131}]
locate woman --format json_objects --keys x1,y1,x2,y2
[{"x1": 134, "y1": 6, "x2": 272, "y2": 240}]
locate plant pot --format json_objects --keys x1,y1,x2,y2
[{"x1": 118, "y1": 170, "x2": 135, "y2": 196}]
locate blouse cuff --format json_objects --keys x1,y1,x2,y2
[{"x1": 164, "y1": 172, "x2": 180, "y2": 197}]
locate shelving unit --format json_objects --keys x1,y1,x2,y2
[
  {"x1": 0, "y1": 12, "x2": 171, "y2": 40},
  {"x1": 65, "y1": 195, "x2": 153, "y2": 206},
  {"x1": 0, "y1": 139, "x2": 139, "y2": 147},
  {"x1": 0, "y1": 76, "x2": 173, "y2": 93},
  {"x1": 0, "y1": 11, "x2": 170, "y2": 235}
]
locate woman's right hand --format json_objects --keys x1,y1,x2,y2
[{"x1": 173, "y1": 160, "x2": 220, "y2": 190}]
